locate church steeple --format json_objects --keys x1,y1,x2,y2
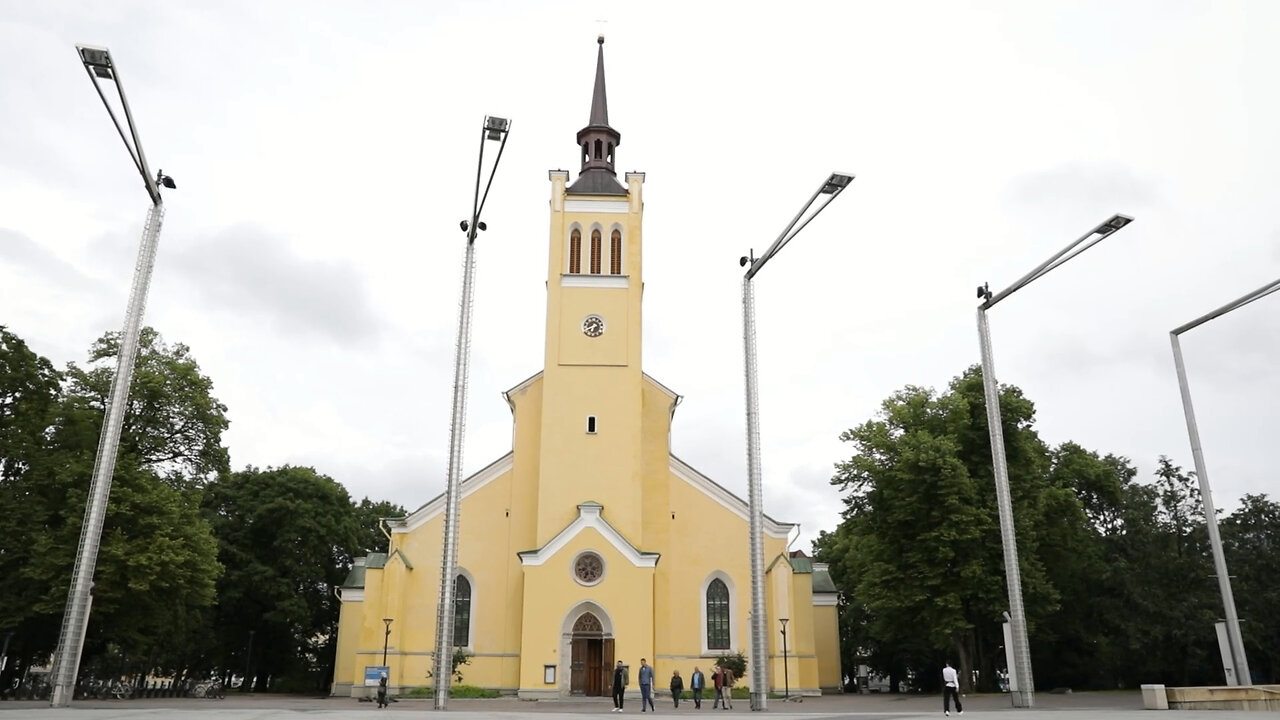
[{"x1": 567, "y1": 36, "x2": 626, "y2": 196}]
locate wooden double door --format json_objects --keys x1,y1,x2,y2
[{"x1": 570, "y1": 636, "x2": 614, "y2": 696}]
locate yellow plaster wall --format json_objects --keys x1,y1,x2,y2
[
  {"x1": 332, "y1": 596, "x2": 363, "y2": 694},
  {"x1": 813, "y1": 603, "x2": 843, "y2": 691},
  {"x1": 517, "y1": 527, "x2": 654, "y2": 693}
]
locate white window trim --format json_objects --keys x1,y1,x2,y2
[
  {"x1": 454, "y1": 567, "x2": 477, "y2": 652},
  {"x1": 700, "y1": 571, "x2": 737, "y2": 655}
]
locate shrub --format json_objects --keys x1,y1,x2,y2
[{"x1": 398, "y1": 684, "x2": 498, "y2": 699}]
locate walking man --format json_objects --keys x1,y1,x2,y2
[
  {"x1": 942, "y1": 661, "x2": 963, "y2": 716},
  {"x1": 639, "y1": 658, "x2": 656, "y2": 712},
  {"x1": 691, "y1": 666, "x2": 705, "y2": 709},
  {"x1": 613, "y1": 660, "x2": 628, "y2": 712},
  {"x1": 719, "y1": 665, "x2": 734, "y2": 709},
  {"x1": 711, "y1": 661, "x2": 721, "y2": 707}
]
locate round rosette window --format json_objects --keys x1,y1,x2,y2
[{"x1": 573, "y1": 551, "x2": 605, "y2": 586}]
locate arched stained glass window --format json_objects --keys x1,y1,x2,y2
[
  {"x1": 610, "y1": 230, "x2": 622, "y2": 275},
  {"x1": 706, "y1": 578, "x2": 730, "y2": 650},
  {"x1": 454, "y1": 575, "x2": 472, "y2": 647},
  {"x1": 590, "y1": 229, "x2": 602, "y2": 274},
  {"x1": 570, "y1": 229, "x2": 582, "y2": 274}
]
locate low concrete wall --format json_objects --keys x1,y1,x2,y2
[{"x1": 1166, "y1": 684, "x2": 1280, "y2": 711}]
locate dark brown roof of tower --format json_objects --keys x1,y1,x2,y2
[
  {"x1": 589, "y1": 35, "x2": 609, "y2": 127},
  {"x1": 568, "y1": 35, "x2": 626, "y2": 196}
]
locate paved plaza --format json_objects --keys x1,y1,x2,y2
[{"x1": 0, "y1": 690, "x2": 1246, "y2": 719}]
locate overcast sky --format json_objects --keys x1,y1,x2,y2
[{"x1": 2, "y1": 1, "x2": 1277, "y2": 551}]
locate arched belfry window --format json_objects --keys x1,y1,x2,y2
[
  {"x1": 610, "y1": 230, "x2": 622, "y2": 275},
  {"x1": 590, "y1": 229, "x2": 602, "y2": 274},
  {"x1": 454, "y1": 575, "x2": 472, "y2": 647},
  {"x1": 594, "y1": 139, "x2": 603, "y2": 160},
  {"x1": 706, "y1": 578, "x2": 730, "y2": 650},
  {"x1": 583, "y1": 143, "x2": 589, "y2": 165},
  {"x1": 569, "y1": 229, "x2": 582, "y2": 274},
  {"x1": 607, "y1": 143, "x2": 614, "y2": 163}
]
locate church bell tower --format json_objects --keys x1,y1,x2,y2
[{"x1": 537, "y1": 36, "x2": 647, "y2": 545}]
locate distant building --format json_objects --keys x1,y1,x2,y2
[{"x1": 331, "y1": 37, "x2": 841, "y2": 699}]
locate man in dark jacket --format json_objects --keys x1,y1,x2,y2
[
  {"x1": 691, "y1": 667, "x2": 705, "y2": 709},
  {"x1": 670, "y1": 670, "x2": 684, "y2": 708},
  {"x1": 612, "y1": 661, "x2": 628, "y2": 712}
]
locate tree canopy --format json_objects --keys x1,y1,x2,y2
[{"x1": 815, "y1": 366, "x2": 1279, "y2": 691}]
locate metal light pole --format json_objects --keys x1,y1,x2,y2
[
  {"x1": 51, "y1": 44, "x2": 176, "y2": 709},
  {"x1": 241, "y1": 627, "x2": 254, "y2": 691},
  {"x1": 433, "y1": 115, "x2": 511, "y2": 711},
  {"x1": 778, "y1": 618, "x2": 789, "y2": 700},
  {"x1": 976, "y1": 213, "x2": 1134, "y2": 708},
  {"x1": 382, "y1": 618, "x2": 393, "y2": 668},
  {"x1": 741, "y1": 172, "x2": 854, "y2": 711},
  {"x1": 1170, "y1": 277, "x2": 1279, "y2": 687}
]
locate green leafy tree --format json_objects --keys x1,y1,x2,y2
[
  {"x1": 203, "y1": 465, "x2": 360, "y2": 692},
  {"x1": 0, "y1": 327, "x2": 223, "y2": 677},
  {"x1": 825, "y1": 368, "x2": 1061, "y2": 693},
  {"x1": 353, "y1": 497, "x2": 407, "y2": 554},
  {"x1": 63, "y1": 328, "x2": 229, "y2": 488},
  {"x1": 0, "y1": 328, "x2": 64, "y2": 686},
  {"x1": 1221, "y1": 494, "x2": 1280, "y2": 683}
]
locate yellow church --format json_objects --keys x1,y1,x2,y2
[{"x1": 331, "y1": 38, "x2": 842, "y2": 700}]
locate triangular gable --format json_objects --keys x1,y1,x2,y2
[
  {"x1": 517, "y1": 503, "x2": 659, "y2": 568},
  {"x1": 670, "y1": 455, "x2": 796, "y2": 539},
  {"x1": 390, "y1": 452, "x2": 514, "y2": 534}
]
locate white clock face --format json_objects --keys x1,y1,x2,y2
[{"x1": 582, "y1": 315, "x2": 605, "y2": 338}]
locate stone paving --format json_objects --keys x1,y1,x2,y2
[{"x1": 0, "y1": 690, "x2": 1243, "y2": 718}]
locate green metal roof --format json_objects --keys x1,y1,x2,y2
[{"x1": 811, "y1": 567, "x2": 838, "y2": 594}]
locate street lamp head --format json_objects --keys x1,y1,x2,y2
[
  {"x1": 739, "y1": 256, "x2": 750, "y2": 268},
  {"x1": 484, "y1": 115, "x2": 511, "y2": 141},
  {"x1": 77, "y1": 44, "x2": 114, "y2": 80},
  {"x1": 1095, "y1": 213, "x2": 1134, "y2": 235},
  {"x1": 156, "y1": 170, "x2": 176, "y2": 190},
  {"x1": 460, "y1": 220, "x2": 487, "y2": 233},
  {"x1": 778, "y1": 617, "x2": 789, "y2": 630},
  {"x1": 821, "y1": 172, "x2": 855, "y2": 195},
  {"x1": 976, "y1": 282, "x2": 991, "y2": 301}
]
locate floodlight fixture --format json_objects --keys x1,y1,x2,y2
[
  {"x1": 484, "y1": 115, "x2": 511, "y2": 141},
  {"x1": 821, "y1": 172, "x2": 855, "y2": 194},
  {"x1": 77, "y1": 44, "x2": 114, "y2": 79}
]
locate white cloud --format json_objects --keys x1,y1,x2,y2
[{"x1": 3, "y1": 0, "x2": 1279, "y2": 556}]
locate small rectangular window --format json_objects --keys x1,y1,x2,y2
[{"x1": 587, "y1": 416, "x2": 597, "y2": 434}]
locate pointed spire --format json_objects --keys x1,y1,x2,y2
[
  {"x1": 589, "y1": 35, "x2": 609, "y2": 127},
  {"x1": 568, "y1": 35, "x2": 626, "y2": 196}
]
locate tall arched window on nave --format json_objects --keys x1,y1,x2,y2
[
  {"x1": 454, "y1": 574, "x2": 472, "y2": 647},
  {"x1": 706, "y1": 578, "x2": 730, "y2": 650}
]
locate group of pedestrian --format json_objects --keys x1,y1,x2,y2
[{"x1": 611, "y1": 659, "x2": 736, "y2": 712}]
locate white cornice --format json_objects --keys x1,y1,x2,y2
[
  {"x1": 392, "y1": 453, "x2": 515, "y2": 534},
  {"x1": 565, "y1": 199, "x2": 629, "y2": 214},
  {"x1": 518, "y1": 503, "x2": 659, "y2": 568},
  {"x1": 560, "y1": 274, "x2": 629, "y2": 289},
  {"x1": 670, "y1": 456, "x2": 794, "y2": 539},
  {"x1": 813, "y1": 593, "x2": 839, "y2": 607}
]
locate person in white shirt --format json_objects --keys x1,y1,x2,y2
[{"x1": 942, "y1": 662, "x2": 963, "y2": 716}]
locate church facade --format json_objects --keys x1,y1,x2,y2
[{"x1": 331, "y1": 38, "x2": 842, "y2": 700}]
